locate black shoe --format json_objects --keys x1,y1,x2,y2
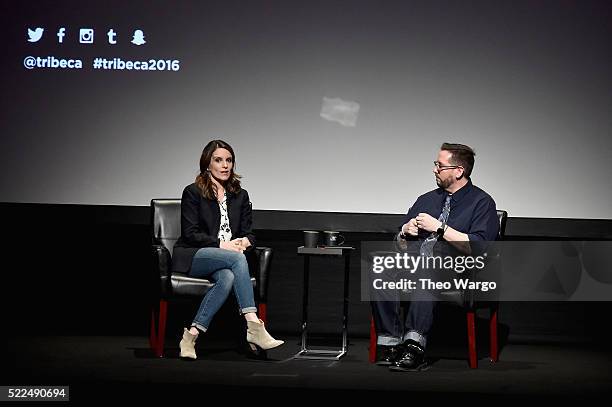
[
  {"x1": 389, "y1": 341, "x2": 428, "y2": 372},
  {"x1": 375, "y1": 345, "x2": 399, "y2": 366}
]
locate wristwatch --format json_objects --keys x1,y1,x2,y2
[{"x1": 437, "y1": 222, "x2": 446, "y2": 237}]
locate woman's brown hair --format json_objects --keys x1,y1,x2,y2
[{"x1": 195, "y1": 140, "x2": 242, "y2": 200}]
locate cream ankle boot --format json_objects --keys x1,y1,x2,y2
[
  {"x1": 246, "y1": 319, "x2": 284, "y2": 350},
  {"x1": 179, "y1": 328, "x2": 198, "y2": 359}
]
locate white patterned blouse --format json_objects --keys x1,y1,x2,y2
[{"x1": 217, "y1": 192, "x2": 232, "y2": 242}]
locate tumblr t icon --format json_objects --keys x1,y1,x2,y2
[{"x1": 107, "y1": 29, "x2": 117, "y2": 44}]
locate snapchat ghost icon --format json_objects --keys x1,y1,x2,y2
[{"x1": 131, "y1": 29, "x2": 146, "y2": 45}]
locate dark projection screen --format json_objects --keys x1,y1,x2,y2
[{"x1": 1, "y1": 0, "x2": 611, "y2": 219}]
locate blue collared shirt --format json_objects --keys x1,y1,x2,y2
[{"x1": 402, "y1": 180, "x2": 499, "y2": 241}]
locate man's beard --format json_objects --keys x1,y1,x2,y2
[{"x1": 436, "y1": 176, "x2": 452, "y2": 189}]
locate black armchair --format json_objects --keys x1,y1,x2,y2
[
  {"x1": 439, "y1": 209, "x2": 507, "y2": 368},
  {"x1": 368, "y1": 210, "x2": 508, "y2": 368},
  {"x1": 149, "y1": 199, "x2": 273, "y2": 358}
]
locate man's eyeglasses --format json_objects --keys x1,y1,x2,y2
[{"x1": 433, "y1": 161, "x2": 461, "y2": 171}]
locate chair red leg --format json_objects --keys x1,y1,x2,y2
[
  {"x1": 149, "y1": 299, "x2": 168, "y2": 358},
  {"x1": 467, "y1": 310, "x2": 477, "y2": 368},
  {"x1": 369, "y1": 315, "x2": 377, "y2": 363},
  {"x1": 156, "y1": 299, "x2": 167, "y2": 357},
  {"x1": 489, "y1": 303, "x2": 499, "y2": 363},
  {"x1": 258, "y1": 303, "x2": 268, "y2": 325}
]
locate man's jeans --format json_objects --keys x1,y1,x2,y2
[
  {"x1": 369, "y1": 249, "x2": 435, "y2": 349},
  {"x1": 188, "y1": 248, "x2": 257, "y2": 332},
  {"x1": 371, "y1": 298, "x2": 435, "y2": 349}
]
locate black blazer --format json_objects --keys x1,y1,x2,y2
[{"x1": 172, "y1": 183, "x2": 256, "y2": 274}]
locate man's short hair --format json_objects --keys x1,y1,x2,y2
[{"x1": 441, "y1": 142, "x2": 475, "y2": 178}]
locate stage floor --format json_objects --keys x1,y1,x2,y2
[{"x1": 2, "y1": 335, "x2": 611, "y2": 401}]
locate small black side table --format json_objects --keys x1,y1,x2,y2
[{"x1": 294, "y1": 246, "x2": 354, "y2": 360}]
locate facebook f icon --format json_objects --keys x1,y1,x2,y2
[
  {"x1": 57, "y1": 27, "x2": 66, "y2": 43},
  {"x1": 107, "y1": 29, "x2": 117, "y2": 44}
]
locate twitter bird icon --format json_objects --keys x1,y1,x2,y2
[{"x1": 28, "y1": 27, "x2": 44, "y2": 42}]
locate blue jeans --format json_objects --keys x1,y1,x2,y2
[
  {"x1": 188, "y1": 248, "x2": 257, "y2": 332},
  {"x1": 371, "y1": 299, "x2": 435, "y2": 348},
  {"x1": 370, "y1": 264, "x2": 437, "y2": 349}
]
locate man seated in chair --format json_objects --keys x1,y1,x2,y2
[{"x1": 372, "y1": 142, "x2": 499, "y2": 371}]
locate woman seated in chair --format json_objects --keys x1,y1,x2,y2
[{"x1": 173, "y1": 139, "x2": 284, "y2": 360}]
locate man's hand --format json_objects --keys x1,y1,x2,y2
[
  {"x1": 401, "y1": 218, "x2": 419, "y2": 236},
  {"x1": 415, "y1": 213, "x2": 442, "y2": 233}
]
